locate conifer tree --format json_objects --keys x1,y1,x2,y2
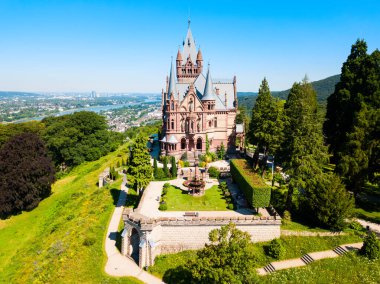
[
  {"x1": 325, "y1": 40, "x2": 380, "y2": 193},
  {"x1": 248, "y1": 78, "x2": 284, "y2": 156},
  {"x1": 163, "y1": 157, "x2": 170, "y2": 177},
  {"x1": 153, "y1": 158, "x2": 158, "y2": 178},
  {"x1": 280, "y1": 78, "x2": 329, "y2": 209},
  {"x1": 127, "y1": 135, "x2": 152, "y2": 192},
  {"x1": 171, "y1": 156, "x2": 177, "y2": 178}
]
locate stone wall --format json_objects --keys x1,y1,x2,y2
[{"x1": 121, "y1": 209, "x2": 281, "y2": 268}]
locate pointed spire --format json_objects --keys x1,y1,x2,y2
[
  {"x1": 196, "y1": 48, "x2": 203, "y2": 61},
  {"x1": 176, "y1": 48, "x2": 182, "y2": 61},
  {"x1": 167, "y1": 58, "x2": 176, "y2": 99},
  {"x1": 182, "y1": 20, "x2": 196, "y2": 63},
  {"x1": 202, "y1": 64, "x2": 215, "y2": 101}
]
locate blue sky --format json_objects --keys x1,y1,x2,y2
[{"x1": 0, "y1": 0, "x2": 379, "y2": 93}]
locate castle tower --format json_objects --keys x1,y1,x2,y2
[{"x1": 177, "y1": 21, "x2": 203, "y2": 83}]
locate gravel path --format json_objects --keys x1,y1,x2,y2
[{"x1": 104, "y1": 174, "x2": 164, "y2": 284}]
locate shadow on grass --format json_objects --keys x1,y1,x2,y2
[
  {"x1": 109, "y1": 188, "x2": 120, "y2": 206},
  {"x1": 163, "y1": 265, "x2": 192, "y2": 284}
]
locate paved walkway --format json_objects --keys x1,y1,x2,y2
[
  {"x1": 136, "y1": 178, "x2": 256, "y2": 218},
  {"x1": 104, "y1": 174, "x2": 164, "y2": 284},
  {"x1": 355, "y1": 218, "x2": 380, "y2": 236},
  {"x1": 257, "y1": 242, "x2": 363, "y2": 276}
]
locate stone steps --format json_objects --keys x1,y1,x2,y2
[
  {"x1": 263, "y1": 263, "x2": 276, "y2": 273},
  {"x1": 333, "y1": 246, "x2": 348, "y2": 256},
  {"x1": 301, "y1": 253, "x2": 314, "y2": 264}
]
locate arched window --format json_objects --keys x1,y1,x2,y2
[
  {"x1": 209, "y1": 121, "x2": 212, "y2": 128},
  {"x1": 196, "y1": 138, "x2": 202, "y2": 150},
  {"x1": 167, "y1": 119, "x2": 170, "y2": 129},
  {"x1": 214, "y1": 118, "x2": 217, "y2": 127},
  {"x1": 181, "y1": 138, "x2": 186, "y2": 150},
  {"x1": 171, "y1": 102, "x2": 174, "y2": 110},
  {"x1": 171, "y1": 119, "x2": 175, "y2": 130}
]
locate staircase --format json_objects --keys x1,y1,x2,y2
[
  {"x1": 301, "y1": 253, "x2": 314, "y2": 264},
  {"x1": 263, "y1": 263, "x2": 276, "y2": 273},
  {"x1": 333, "y1": 246, "x2": 348, "y2": 256}
]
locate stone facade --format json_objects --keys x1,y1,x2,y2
[
  {"x1": 160, "y1": 23, "x2": 240, "y2": 160},
  {"x1": 121, "y1": 209, "x2": 281, "y2": 268}
]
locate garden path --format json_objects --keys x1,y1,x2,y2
[
  {"x1": 257, "y1": 242, "x2": 363, "y2": 276},
  {"x1": 136, "y1": 179, "x2": 257, "y2": 218},
  {"x1": 355, "y1": 218, "x2": 380, "y2": 236},
  {"x1": 104, "y1": 174, "x2": 164, "y2": 284}
]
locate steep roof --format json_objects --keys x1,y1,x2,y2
[
  {"x1": 202, "y1": 66, "x2": 215, "y2": 101},
  {"x1": 167, "y1": 59, "x2": 176, "y2": 98},
  {"x1": 182, "y1": 25, "x2": 197, "y2": 64}
]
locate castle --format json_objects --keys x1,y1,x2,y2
[{"x1": 160, "y1": 22, "x2": 243, "y2": 159}]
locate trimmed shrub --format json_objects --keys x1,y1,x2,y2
[
  {"x1": 265, "y1": 238, "x2": 285, "y2": 259},
  {"x1": 184, "y1": 161, "x2": 190, "y2": 167},
  {"x1": 349, "y1": 221, "x2": 364, "y2": 231},
  {"x1": 208, "y1": 166, "x2": 220, "y2": 178},
  {"x1": 159, "y1": 203, "x2": 168, "y2": 211},
  {"x1": 360, "y1": 232, "x2": 380, "y2": 260},
  {"x1": 154, "y1": 168, "x2": 166, "y2": 180},
  {"x1": 230, "y1": 159, "x2": 271, "y2": 208},
  {"x1": 228, "y1": 203, "x2": 234, "y2": 210},
  {"x1": 282, "y1": 210, "x2": 292, "y2": 225},
  {"x1": 163, "y1": 183, "x2": 171, "y2": 189}
]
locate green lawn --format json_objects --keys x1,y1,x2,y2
[
  {"x1": 262, "y1": 252, "x2": 380, "y2": 283},
  {"x1": 148, "y1": 234, "x2": 363, "y2": 280},
  {"x1": 164, "y1": 185, "x2": 230, "y2": 211},
  {"x1": 354, "y1": 183, "x2": 380, "y2": 224},
  {"x1": 0, "y1": 144, "x2": 141, "y2": 284},
  {"x1": 281, "y1": 220, "x2": 331, "y2": 232}
]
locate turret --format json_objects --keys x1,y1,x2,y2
[
  {"x1": 196, "y1": 49, "x2": 203, "y2": 73},
  {"x1": 176, "y1": 48, "x2": 182, "y2": 77},
  {"x1": 202, "y1": 65, "x2": 216, "y2": 111}
]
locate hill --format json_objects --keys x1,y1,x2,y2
[
  {"x1": 0, "y1": 91, "x2": 41, "y2": 98},
  {"x1": 0, "y1": 143, "x2": 141, "y2": 283},
  {"x1": 271, "y1": 74, "x2": 340, "y2": 103},
  {"x1": 237, "y1": 74, "x2": 340, "y2": 114}
]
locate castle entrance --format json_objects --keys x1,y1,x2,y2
[
  {"x1": 130, "y1": 228, "x2": 140, "y2": 264},
  {"x1": 188, "y1": 138, "x2": 195, "y2": 151}
]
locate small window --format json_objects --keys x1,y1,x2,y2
[
  {"x1": 209, "y1": 121, "x2": 212, "y2": 127},
  {"x1": 171, "y1": 102, "x2": 174, "y2": 110},
  {"x1": 171, "y1": 120, "x2": 174, "y2": 130},
  {"x1": 214, "y1": 118, "x2": 217, "y2": 128}
]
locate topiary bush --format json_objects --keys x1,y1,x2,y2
[
  {"x1": 208, "y1": 166, "x2": 220, "y2": 178},
  {"x1": 265, "y1": 238, "x2": 285, "y2": 259},
  {"x1": 159, "y1": 203, "x2": 168, "y2": 211},
  {"x1": 360, "y1": 232, "x2": 380, "y2": 260},
  {"x1": 282, "y1": 210, "x2": 292, "y2": 225}
]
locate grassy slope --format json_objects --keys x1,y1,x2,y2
[
  {"x1": 0, "y1": 144, "x2": 141, "y2": 284},
  {"x1": 164, "y1": 185, "x2": 230, "y2": 211},
  {"x1": 148, "y1": 234, "x2": 362, "y2": 279},
  {"x1": 262, "y1": 252, "x2": 380, "y2": 284}
]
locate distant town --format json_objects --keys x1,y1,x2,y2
[{"x1": 0, "y1": 92, "x2": 161, "y2": 130}]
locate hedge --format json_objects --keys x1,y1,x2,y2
[{"x1": 230, "y1": 159, "x2": 271, "y2": 208}]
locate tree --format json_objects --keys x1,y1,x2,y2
[
  {"x1": 127, "y1": 134, "x2": 152, "y2": 192},
  {"x1": 188, "y1": 223, "x2": 256, "y2": 283},
  {"x1": 153, "y1": 158, "x2": 158, "y2": 178},
  {"x1": 0, "y1": 133, "x2": 55, "y2": 218},
  {"x1": 248, "y1": 78, "x2": 284, "y2": 157},
  {"x1": 306, "y1": 173, "x2": 354, "y2": 230},
  {"x1": 360, "y1": 232, "x2": 380, "y2": 260},
  {"x1": 324, "y1": 40, "x2": 380, "y2": 194},
  {"x1": 43, "y1": 111, "x2": 124, "y2": 168},
  {"x1": 163, "y1": 157, "x2": 170, "y2": 177},
  {"x1": 216, "y1": 142, "x2": 226, "y2": 160},
  {"x1": 170, "y1": 156, "x2": 177, "y2": 178},
  {"x1": 205, "y1": 134, "x2": 210, "y2": 154},
  {"x1": 280, "y1": 78, "x2": 329, "y2": 210}
]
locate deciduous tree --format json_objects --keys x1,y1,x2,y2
[{"x1": 0, "y1": 133, "x2": 55, "y2": 218}]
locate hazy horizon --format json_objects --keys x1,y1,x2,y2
[{"x1": 0, "y1": 0, "x2": 379, "y2": 93}]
